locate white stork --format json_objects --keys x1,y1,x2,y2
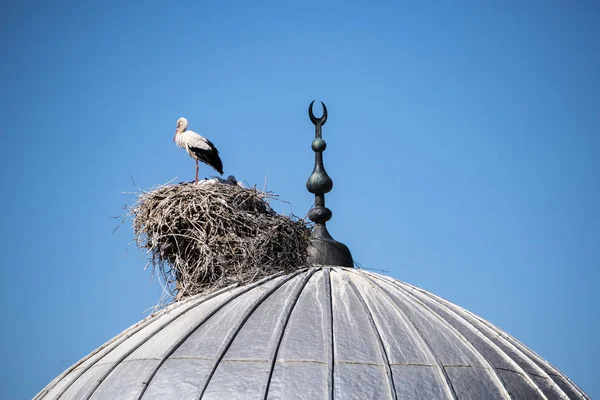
[{"x1": 173, "y1": 117, "x2": 224, "y2": 183}]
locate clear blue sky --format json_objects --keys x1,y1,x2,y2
[{"x1": 1, "y1": 1, "x2": 598, "y2": 398}]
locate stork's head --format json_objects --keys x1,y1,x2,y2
[{"x1": 174, "y1": 117, "x2": 188, "y2": 142}]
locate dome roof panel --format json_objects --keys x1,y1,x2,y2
[
  {"x1": 330, "y1": 271, "x2": 387, "y2": 365},
  {"x1": 495, "y1": 369, "x2": 546, "y2": 399},
  {"x1": 391, "y1": 364, "x2": 453, "y2": 399},
  {"x1": 92, "y1": 359, "x2": 158, "y2": 400},
  {"x1": 222, "y1": 270, "x2": 309, "y2": 362},
  {"x1": 404, "y1": 278, "x2": 574, "y2": 399},
  {"x1": 268, "y1": 361, "x2": 329, "y2": 399},
  {"x1": 334, "y1": 362, "x2": 392, "y2": 400},
  {"x1": 35, "y1": 267, "x2": 589, "y2": 400},
  {"x1": 59, "y1": 363, "x2": 113, "y2": 400},
  {"x1": 203, "y1": 361, "x2": 269, "y2": 400},
  {"x1": 348, "y1": 273, "x2": 430, "y2": 366},
  {"x1": 445, "y1": 366, "x2": 508, "y2": 400},
  {"x1": 373, "y1": 275, "x2": 490, "y2": 369},
  {"x1": 170, "y1": 273, "x2": 293, "y2": 361},
  {"x1": 143, "y1": 358, "x2": 213, "y2": 399},
  {"x1": 275, "y1": 271, "x2": 328, "y2": 363}
]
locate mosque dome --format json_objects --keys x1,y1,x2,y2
[
  {"x1": 35, "y1": 267, "x2": 587, "y2": 399},
  {"x1": 35, "y1": 102, "x2": 589, "y2": 399}
]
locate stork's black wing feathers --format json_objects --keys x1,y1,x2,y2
[{"x1": 189, "y1": 142, "x2": 224, "y2": 175}]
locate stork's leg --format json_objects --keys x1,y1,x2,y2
[{"x1": 195, "y1": 159, "x2": 199, "y2": 184}]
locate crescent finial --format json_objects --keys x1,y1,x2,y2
[{"x1": 308, "y1": 100, "x2": 328, "y2": 126}]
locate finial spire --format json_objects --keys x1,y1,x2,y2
[{"x1": 306, "y1": 101, "x2": 353, "y2": 267}]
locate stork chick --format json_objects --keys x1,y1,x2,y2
[{"x1": 173, "y1": 117, "x2": 224, "y2": 183}]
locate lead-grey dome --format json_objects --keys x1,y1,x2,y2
[{"x1": 35, "y1": 267, "x2": 588, "y2": 399}]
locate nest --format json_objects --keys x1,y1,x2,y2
[{"x1": 128, "y1": 180, "x2": 311, "y2": 302}]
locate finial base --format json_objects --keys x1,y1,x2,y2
[{"x1": 307, "y1": 225, "x2": 354, "y2": 267}]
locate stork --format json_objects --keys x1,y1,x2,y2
[{"x1": 173, "y1": 117, "x2": 224, "y2": 183}]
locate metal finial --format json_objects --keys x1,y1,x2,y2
[
  {"x1": 308, "y1": 100, "x2": 328, "y2": 127},
  {"x1": 306, "y1": 101, "x2": 353, "y2": 268}
]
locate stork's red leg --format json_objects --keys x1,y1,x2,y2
[{"x1": 195, "y1": 159, "x2": 199, "y2": 184}]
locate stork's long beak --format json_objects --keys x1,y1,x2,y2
[{"x1": 173, "y1": 129, "x2": 178, "y2": 142}]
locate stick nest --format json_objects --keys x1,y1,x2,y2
[{"x1": 129, "y1": 182, "x2": 311, "y2": 301}]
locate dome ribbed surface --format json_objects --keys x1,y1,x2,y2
[{"x1": 35, "y1": 267, "x2": 588, "y2": 399}]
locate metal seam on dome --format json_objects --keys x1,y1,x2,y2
[
  {"x1": 389, "y1": 279, "x2": 550, "y2": 400},
  {"x1": 340, "y1": 269, "x2": 398, "y2": 400},
  {"x1": 389, "y1": 362, "x2": 434, "y2": 367},
  {"x1": 494, "y1": 367, "x2": 552, "y2": 377},
  {"x1": 324, "y1": 268, "x2": 335, "y2": 399},
  {"x1": 262, "y1": 268, "x2": 318, "y2": 399},
  {"x1": 379, "y1": 276, "x2": 588, "y2": 398},
  {"x1": 406, "y1": 286, "x2": 561, "y2": 398},
  {"x1": 460, "y1": 309, "x2": 590, "y2": 400},
  {"x1": 397, "y1": 279, "x2": 575, "y2": 400},
  {"x1": 466, "y1": 310, "x2": 584, "y2": 399},
  {"x1": 196, "y1": 269, "x2": 309, "y2": 400},
  {"x1": 54, "y1": 284, "x2": 241, "y2": 400},
  {"x1": 156, "y1": 357, "x2": 330, "y2": 365},
  {"x1": 400, "y1": 276, "x2": 588, "y2": 398},
  {"x1": 133, "y1": 270, "x2": 301, "y2": 400},
  {"x1": 36, "y1": 289, "x2": 212, "y2": 399},
  {"x1": 82, "y1": 286, "x2": 241, "y2": 400},
  {"x1": 351, "y1": 270, "x2": 459, "y2": 400},
  {"x1": 364, "y1": 273, "x2": 513, "y2": 400}
]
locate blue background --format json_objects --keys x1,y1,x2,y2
[{"x1": 1, "y1": 1, "x2": 598, "y2": 398}]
